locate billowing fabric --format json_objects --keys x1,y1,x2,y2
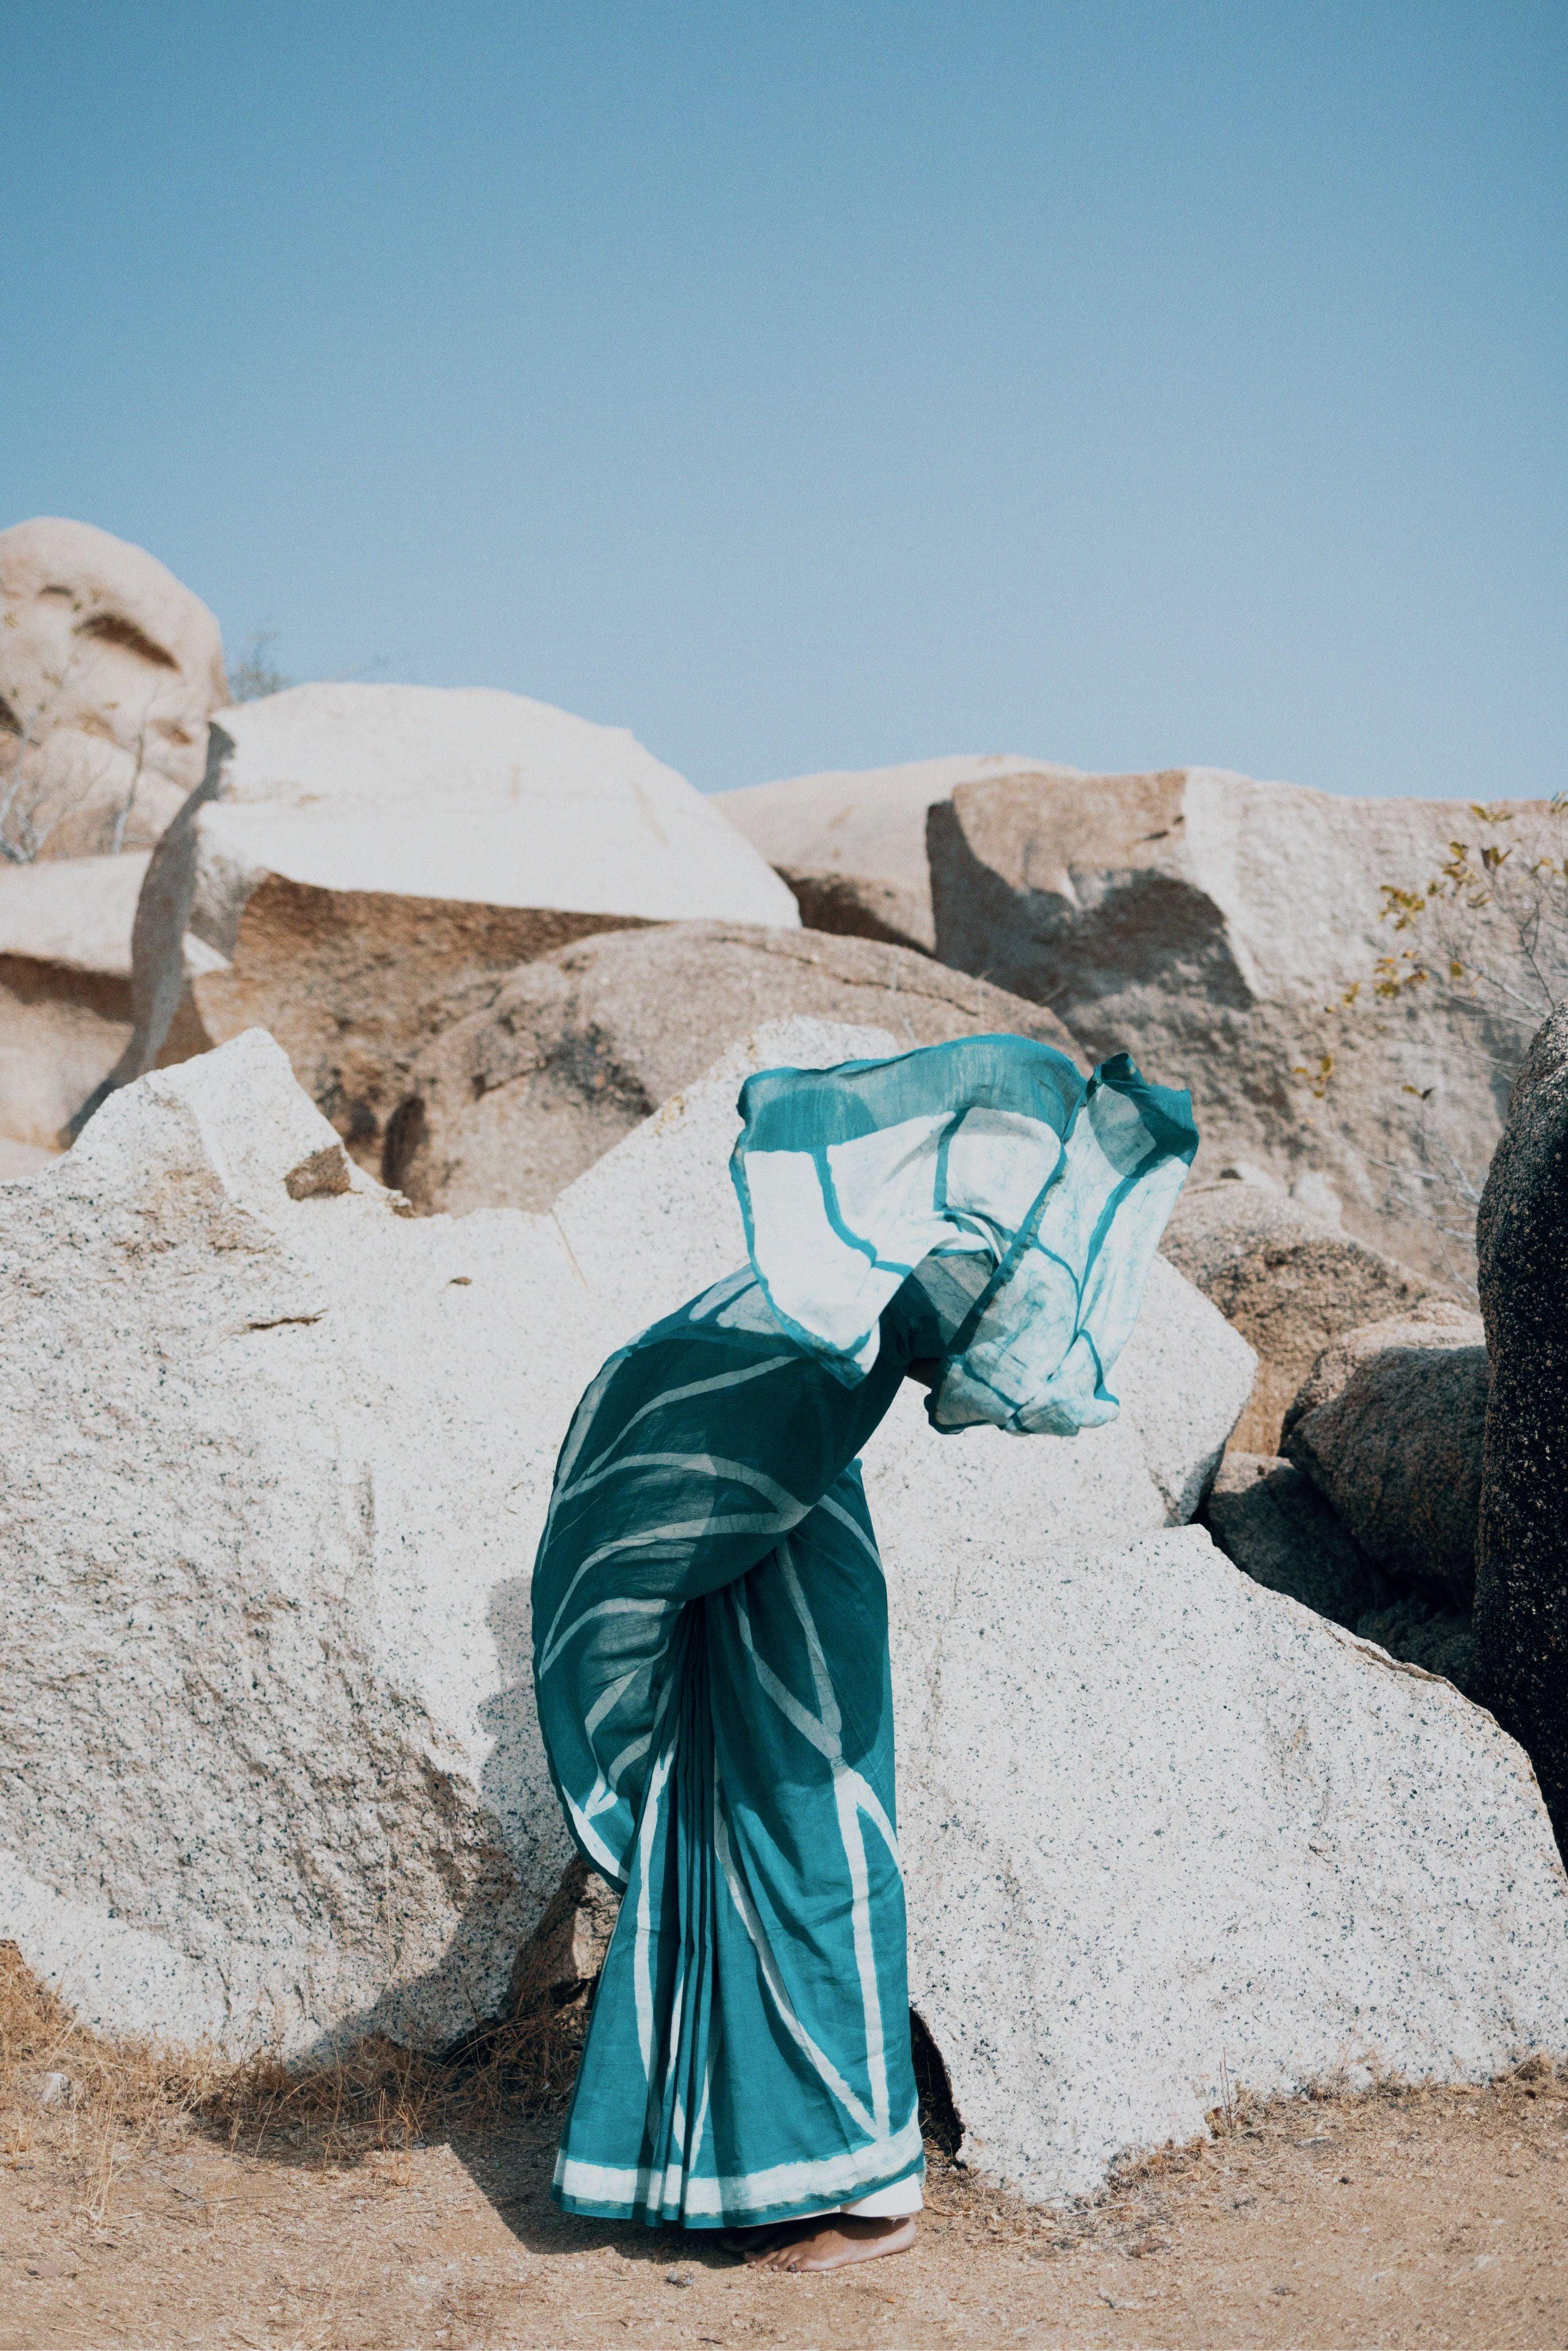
[
  {"x1": 533, "y1": 1035, "x2": 1196, "y2": 2229},
  {"x1": 732, "y1": 1034, "x2": 1198, "y2": 1432}
]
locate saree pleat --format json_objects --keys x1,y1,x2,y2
[
  {"x1": 533, "y1": 1036, "x2": 1198, "y2": 2229},
  {"x1": 536, "y1": 1301, "x2": 920, "y2": 2225}
]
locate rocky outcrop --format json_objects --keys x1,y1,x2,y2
[
  {"x1": 0, "y1": 853, "x2": 224, "y2": 1155},
  {"x1": 1476, "y1": 1004, "x2": 1568, "y2": 1849},
  {"x1": 7, "y1": 1028, "x2": 1564, "y2": 2201},
  {"x1": 0, "y1": 1019, "x2": 1243, "y2": 2070},
  {"x1": 927, "y1": 765, "x2": 1551, "y2": 1283},
  {"x1": 1205, "y1": 1452, "x2": 1477, "y2": 1696},
  {"x1": 386, "y1": 921, "x2": 1082, "y2": 1216},
  {"x1": 898, "y1": 1522, "x2": 1553, "y2": 2199},
  {"x1": 1205, "y1": 1452, "x2": 1388, "y2": 1629},
  {"x1": 1282, "y1": 1310, "x2": 1488, "y2": 1608},
  {"x1": 717, "y1": 755, "x2": 1079, "y2": 953},
  {"x1": 70, "y1": 684, "x2": 800, "y2": 1158},
  {"x1": 0, "y1": 518, "x2": 227, "y2": 861},
  {"x1": 1162, "y1": 1176, "x2": 1441, "y2": 1451}
]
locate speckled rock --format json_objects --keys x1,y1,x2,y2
[
  {"x1": 1, "y1": 1029, "x2": 606, "y2": 2058},
  {"x1": 1476, "y1": 1003, "x2": 1568, "y2": 1849},
  {"x1": 72, "y1": 684, "x2": 799, "y2": 1153},
  {"x1": 1205, "y1": 1453, "x2": 1478, "y2": 1698},
  {"x1": 1283, "y1": 1312, "x2": 1488, "y2": 1608},
  {"x1": 0, "y1": 1018, "x2": 1247, "y2": 2072},
  {"x1": 1163, "y1": 1177, "x2": 1440, "y2": 1452},
  {"x1": 895, "y1": 1523, "x2": 1567, "y2": 2202},
  {"x1": 386, "y1": 921, "x2": 1081, "y2": 1217},
  {"x1": 1204, "y1": 1452, "x2": 1388, "y2": 1628}
]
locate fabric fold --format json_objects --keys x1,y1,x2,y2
[{"x1": 731, "y1": 1033, "x2": 1197, "y2": 1433}]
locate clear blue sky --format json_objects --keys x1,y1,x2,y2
[{"x1": 6, "y1": 1, "x2": 1565, "y2": 799}]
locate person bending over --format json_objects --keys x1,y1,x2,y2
[{"x1": 531, "y1": 1035, "x2": 1195, "y2": 2272}]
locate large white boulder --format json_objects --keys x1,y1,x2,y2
[
  {"x1": 0, "y1": 1020, "x2": 1242, "y2": 2066},
  {"x1": 716, "y1": 754, "x2": 1077, "y2": 953},
  {"x1": 184, "y1": 685, "x2": 799, "y2": 925},
  {"x1": 929, "y1": 765, "x2": 1557, "y2": 1284},
  {"x1": 0, "y1": 518, "x2": 227, "y2": 860},
  {"x1": 6, "y1": 1025, "x2": 1563, "y2": 2201},
  {"x1": 896, "y1": 1522, "x2": 1567, "y2": 2201},
  {"x1": 73, "y1": 684, "x2": 800, "y2": 1161},
  {"x1": 2, "y1": 1031, "x2": 604, "y2": 2057}
]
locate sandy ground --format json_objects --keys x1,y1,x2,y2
[{"x1": 2, "y1": 2072, "x2": 1566, "y2": 2350}]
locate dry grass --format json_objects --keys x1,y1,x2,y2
[
  {"x1": 5, "y1": 1946, "x2": 1567, "y2": 2349},
  {"x1": 10, "y1": 1931, "x2": 1559, "y2": 2225},
  {"x1": 0, "y1": 1938, "x2": 589, "y2": 2216}
]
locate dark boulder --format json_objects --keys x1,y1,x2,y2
[{"x1": 1475, "y1": 1003, "x2": 1568, "y2": 1845}]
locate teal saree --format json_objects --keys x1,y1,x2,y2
[{"x1": 531, "y1": 1036, "x2": 1196, "y2": 2228}]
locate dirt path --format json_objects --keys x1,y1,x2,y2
[{"x1": 2, "y1": 2073, "x2": 1566, "y2": 2349}]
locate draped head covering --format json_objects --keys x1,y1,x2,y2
[{"x1": 729, "y1": 1033, "x2": 1197, "y2": 1436}]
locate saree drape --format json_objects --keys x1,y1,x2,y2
[{"x1": 531, "y1": 1036, "x2": 1197, "y2": 2228}]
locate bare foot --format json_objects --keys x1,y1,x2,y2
[
  {"x1": 745, "y1": 2214, "x2": 917, "y2": 2272},
  {"x1": 720, "y1": 2220, "x2": 794, "y2": 2254}
]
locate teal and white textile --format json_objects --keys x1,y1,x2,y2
[
  {"x1": 532, "y1": 1035, "x2": 1196, "y2": 2229},
  {"x1": 732, "y1": 1037, "x2": 1198, "y2": 1434}
]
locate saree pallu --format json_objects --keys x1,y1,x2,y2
[{"x1": 532, "y1": 1036, "x2": 1197, "y2": 2229}]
